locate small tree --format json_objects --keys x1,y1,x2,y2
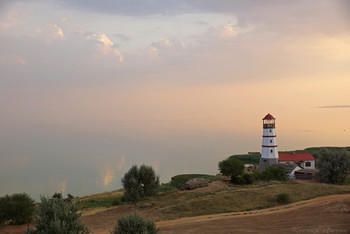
[
  {"x1": 218, "y1": 158, "x2": 245, "y2": 182},
  {"x1": 0, "y1": 193, "x2": 35, "y2": 225},
  {"x1": 122, "y1": 165, "x2": 160, "y2": 202},
  {"x1": 262, "y1": 165, "x2": 288, "y2": 181},
  {"x1": 315, "y1": 149, "x2": 350, "y2": 184},
  {"x1": 29, "y1": 195, "x2": 89, "y2": 233},
  {"x1": 111, "y1": 212, "x2": 158, "y2": 234}
]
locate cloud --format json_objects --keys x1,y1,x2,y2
[
  {"x1": 151, "y1": 38, "x2": 185, "y2": 50},
  {"x1": 207, "y1": 23, "x2": 237, "y2": 39},
  {"x1": 51, "y1": 24, "x2": 64, "y2": 38},
  {"x1": 86, "y1": 33, "x2": 124, "y2": 63},
  {"x1": 316, "y1": 105, "x2": 350, "y2": 109},
  {"x1": 35, "y1": 24, "x2": 65, "y2": 44},
  {"x1": 148, "y1": 38, "x2": 185, "y2": 58},
  {"x1": 0, "y1": 55, "x2": 27, "y2": 65},
  {"x1": 0, "y1": 5, "x2": 27, "y2": 30}
]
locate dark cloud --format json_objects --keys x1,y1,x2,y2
[
  {"x1": 316, "y1": 105, "x2": 350, "y2": 109},
  {"x1": 52, "y1": 0, "x2": 348, "y2": 35}
]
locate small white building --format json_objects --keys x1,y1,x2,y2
[{"x1": 278, "y1": 152, "x2": 315, "y2": 170}]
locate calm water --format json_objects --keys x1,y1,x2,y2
[{"x1": 0, "y1": 128, "x2": 245, "y2": 201}]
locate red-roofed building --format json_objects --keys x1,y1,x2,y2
[{"x1": 278, "y1": 152, "x2": 315, "y2": 169}]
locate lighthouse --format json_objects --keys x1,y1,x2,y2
[{"x1": 259, "y1": 113, "x2": 279, "y2": 171}]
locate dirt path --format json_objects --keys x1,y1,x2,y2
[
  {"x1": 158, "y1": 194, "x2": 350, "y2": 234},
  {"x1": 1, "y1": 194, "x2": 349, "y2": 234}
]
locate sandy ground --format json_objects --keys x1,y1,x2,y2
[{"x1": 1, "y1": 194, "x2": 349, "y2": 234}]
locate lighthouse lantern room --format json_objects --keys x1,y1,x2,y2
[{"x1": 259, "y1": 113, "x2": 279, "y2": 171}]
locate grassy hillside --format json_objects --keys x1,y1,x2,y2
[{"x1": 78, "y1": 179, "x2": 350, "y2": 221}]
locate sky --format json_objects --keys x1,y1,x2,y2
[{"x1": 0, "y1": 0, "x2": 349, "y2": 200}]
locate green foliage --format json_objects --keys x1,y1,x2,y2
[
  {"x1": 122, "y1": 165, "x2": 160, "y2": 202},
  {"x1": 111, "y1": 212, "x2": 158, "y2": 234},
  {"x1": 218, "y1": 158, "x2": 245, "y2": 178},
  {"x1": 231, "y1": 173, "x2": 255, "y2": 185},
  {"x1": 262, "y1": 166, "x2": 288, "y2": 181},
  {"x1": 0, "y1": 193, "x2": 35, "y2": 225},
  {"x1": 158, "y1": 183, "x2": 176, "y2": 192},
  {"x1": 276, "y1": 192, "x2": 291, "y2": 204},
  {"x1": 229, "y1": 153, "x2": 261, "y2": 164},
  {"x1": 315, "y1": 149, "x2": 350, "y2": 184},
  {"x1": 29, "y1": 195, "x2": 89, "y2": 234},
  {"x1": 78, "y1": 195, "x2": 123, "y2": 209},
  {"x1": 170, "y1": 174, "x2": 217, "y2": 189},
  {"x1": 52, "y1": 192, "x2": 63, "y2": 199}
]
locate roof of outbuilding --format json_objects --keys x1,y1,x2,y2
[
  {"x1": 279, "y1": 152, "x2": 315, "y2": 162},
  {"x1": 263, "y1": 113, "x2": 275, "y2": 120}
]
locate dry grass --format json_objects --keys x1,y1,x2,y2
[
  {"x1": 136, "y1": 180, "x2": 350, "y2": 220},
  {"x1": 78, "y1": 180, "x2": 350, "y2": 222}
]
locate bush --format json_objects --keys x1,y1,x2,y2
[
  {"x1": 0, "y1": 193, "x2": 35, "y2": 225},
  {"x1": 158, "y1": 183, "x2": 176, "y2": 192},
  {"x1": 242, "y1": 173, "x2": 255, "y2": 184},
  {"x1": 29, "y1": 195, "x2": 89, "y2": 233},
  {"x1": 276, "y1": 192, "x2": 291, "y2": 204},
  {"x1": 315, "y1": 149, "x2": 350, "y2": 184},
  {"x1": 231, "y1": 175, "x2": 246, "y2": 184},
  {"x1": 219, "y1": 158, "x2": 244, "y2": 176},
  {"x1": 122, "y1": 165, "x2": 160, "y2": 202},
  {"x1": 111, "y1": 212, "x2": 158, "y2": 234},
  {"x1": 262, "y1": 166, "x2": 288, "y2": 181},
  {"x1": 230, "y1": 173, "x2": 255, "y2": 185}
]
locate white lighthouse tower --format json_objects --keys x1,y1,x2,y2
[{"x1": 259, "y1": 113, "x2": 279, "y2": 171}]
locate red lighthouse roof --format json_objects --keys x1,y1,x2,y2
[{"x1": 263, "y1": 113, "x2": 275, "y2": 120}]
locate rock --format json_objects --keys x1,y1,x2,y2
[{"x1": 181, "y1": 178, "x2": 208, "y2": 190}]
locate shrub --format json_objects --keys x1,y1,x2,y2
[
  {"x1": 315, "y1": 149, "x2": 350, "y2": 184},
  {"x1": 111, "y1": 196, "x2": 123, "y2": 206},
  {"x1": 276, "y1": 192, "x2": 291, "y2": 204},
  {"x1": 262, "y1": 165, "x2": 288, "y2": 181},
  {"x1": 29, "y1": 195, "x2": 89, "y2": 233},
  {"x1": 0, "y1": 193, "x2": 35, "y2": 225},
  {"x1": 242, "y1": 173, "x2": 255, "y2": 184},
  {"x1": 111, "y1": 212, "x2": 158, "y2": 234},
  {"x1": 158, "y1": 183, "x2": 176, "y2": 192},
  {"x1": 218, "y1": 158, "x2": 245, "y2": 178},
  {"x1": 122, "y1": 165, "x2": 160, "y2": 202},
  {"x1": 231, "y1": 175, "x2": 246, "y2": 185}
]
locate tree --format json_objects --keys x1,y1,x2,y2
[
  {"x1": 121, "y1": 164, "x2": 160, "y2": 202},
  {"x1": 262, "y1": 165, "x2": 288, "y2": 181},
  {"x1": 29, "y1": 195, "x2": 89, "y2": 233},
  {"x1": 218, "y1": 157, "x2": 245, "y2": 180},
  {"x1": 111, "y1": 212, "x2": 158, "y2": 234},
  {"x1": 0, "y1": 193, "x2": 35, "y2": 225},
  {"x1": 315, "y1": 149, "x2": 350, "y2": 184}
]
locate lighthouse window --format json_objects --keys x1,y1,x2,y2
[
  {"x1": 270, "y1": 149, "x2": 273, "y2": 153},
  {"x1": 270, "y1": 140, "x2": 272, "y2": 143},
  {"x1": 305, "y1": 162, "x2": 311, "y2": 167},
  {"x1": 269, "y1": 130, "x2": 272, "y2": 133}
]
